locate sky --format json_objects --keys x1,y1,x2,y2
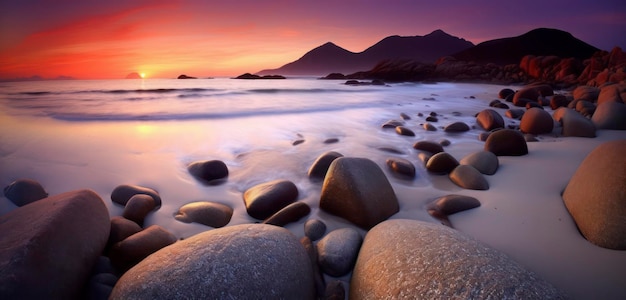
[{"x1": 1, "y1": 0, "x2": 625, "y2": 79}]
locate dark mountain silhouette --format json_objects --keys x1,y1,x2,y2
[
  {"x1": 452, "y1": 28, "x2": 599, "y2": 65},
  {"x1": 257, "y1": 29, "x2": 474, "y2": 75}
]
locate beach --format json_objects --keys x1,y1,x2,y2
[{"x1": 1, "y1": 79, "x2": 625, "y2": 298}]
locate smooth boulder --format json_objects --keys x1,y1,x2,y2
[
  {"x1": 110, "y1": 224, "x2": 314, "y2": 299},
  {"x1": 386, "y1": 157, "x2": 416, "y2": 178},
  {"x1": 3, "y1": 178, "x2": 48, "y2": 206},
  {"x1": 316, "y1": 228, "x2": 363, "y2": 277},
  {"x1": 562, "y1": 140, "x2": 626, "y2": 250},
  {"x1": 111, "y1": 184, "x2": 162, "y2": 208},
  {"x1": 476, "y1": 109, "x2": 505, "y2": 131},
  {"x1": 426, "y1": 152, "x2": 459, "y2": 174},
  {"x1": 174, "y1": 201, "x2": 233, "y2": 228},
  {"x1": 350, "y1": 220, "x2": 565, "y2": 299},
  {"x1": 187, "y1": 160, "x2": 229, "y2": 184},
  {"x1": 243, "y1": 180, "x2": 299, "y2": 220},
  {"x1": 460, "y1": 151, "x2": 499, "y2": 175},
  {"x1": 413, "y1": 140, "x2": 444, "y2": 154},
  {"x1": 449, "y1": 165, "x2": 489, "y2": 190},
  {"x1": 552, "y1": 108, "x2": 596, "y2": 137},
  {"x1": 0, "y1": 190, "x2": 110, "y2": 299},
  {"x1": 484, "y1": 129, "x2": 528, "y2": 156},
  {"x1": 520, "y1": 107, "x2": 554, "y2": 134},
  {"x1": 308, "y1": 151, "x2": 343, "y2": 181},
  {"x1": 591, "y1": 101, "x2": 626, "y2": 130},
  {"x1": 427, "y1": 194, "x2": 481, "y2": 227},
  {"x1": 263, "y1": 201, "x2": 311, "y2": 226},
  {"x1": 122, "y1": 194, "x2": 156, "y2": 226},
  {"x1": 109, "y1": 225, "x2": 177, "y2": 272},
  {"x1": 320, "y1": 157, "x2": 399, "y2": 229}
]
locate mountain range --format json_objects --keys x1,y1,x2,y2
[{"x1": 257, "y1": 28, "x2": 599, "y2": 76}]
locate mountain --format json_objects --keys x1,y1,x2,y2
[
  {"x1": 257, "y1": 29, "x2": 474, "y2": 75},
  {"x1": 452, "y1": 28, "x2": 599, "y2": 65}
]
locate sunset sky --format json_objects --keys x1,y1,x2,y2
[{"x1": 1, "y1": 0, "x2": 624, "y2": 79}]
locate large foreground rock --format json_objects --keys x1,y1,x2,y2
[
  {"x1": 0, "y1": 190, "x2": 110, "y2": 299},
  {"x1": 351, "y1": 220, "x2": 565, "y2": 299},
  {"x1": 562, "y1": 140, "x2": 626, "y2": 250},
  {"x1": 320, "y1": 157, "x2": 399, "y2": 229},
  {"x1": 110, "y1": 224, "x2": 314, "y2": 299}
]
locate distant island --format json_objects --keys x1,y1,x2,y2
[{"x1": 234, "y1": 73, "x2": 285, "y2": 79}]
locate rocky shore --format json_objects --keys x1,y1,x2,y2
[{"x1": 1, "y1": 79, "x2": 625, "y2": 299}]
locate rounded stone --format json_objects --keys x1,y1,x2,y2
[
  {"x1": 111, "y1": 184, "x2": 162, "y2": 208},
  {"x1": 562, "y1": 140, "x2": 626, "y2": 250},
  {"x1": 444, "y1": 122, "x2": 470, "y2": 132},
  {"x1": 3, "y1": 178, "x2": 48, "y2": 207},
  {"x1": 449, "y1": 165, "x2": 489, "y2": 190},
  {"x1": 520, "y1": 107, "x2": 554, "y2": 134},
  {"x1": 591, "y1": 101, "x2": 626, "y2": 130},
  {"x1": 107, "y1": 216, "x2": 142, "y2": 249},
  {"x1": 243, "y1": 180, "x2": 299, "y2": 220},
  {"x1": 427, "y1": 194, "x2": 481, "y2": 226},
  {"x1": 187, "y1": 160, "x2": 229, "y2": 184},
  {"x1": 550, "y1": 94, "x2": 569, "y2": 110},
  {"x1": 395, "y1": 126, "x2": 415, "y2": 136},
  {"x1": 459, "y1": 151, "x2": 499, "y2": 175},
  {"x1": 513, "y1": 87, "x2": 540, "y2": 106},
  {"x1": 413, "y1": 140, "x2": 444, "y2": 154},
  {"x1": 110, "y1": 224, "x2": 315, "y2": 300},
  {"x1": 386, "y1": 157, "x2": 416, "y2": 178},
  {"x1": 381, "y1": 120, "x2": 404, "y2": 129},
  {"x1": 122, "y1": 194, "x2": 156, "y2": 226},
  {"x1": 304, "y1": 219, "x2": 327, "y2": 241},
  {"x1": 476, "y1": 109, "x2": 505, "y2": 131},
  {"x1": 505, "y1": 109, "x2": 525, "y2": 119},
  {"x1": 263, "y1": 201, "x2": 311, "y2": 227},
  {"x1": 553, "y1": 108, "x2": 596, "y2": 138},
  {"x1": 498, "y1": 88, "x2": 515, "y2": 99},
  {"x1": 316, "y1": 228, "x2": 363, "y2": 277},
  {"x1": 423, "y1": 122, "x2": 437, "y2": 131},
  {"x1": 426, "y1": 152, "x2": 459, "y2": 174},
  {"x1": 308, "y1": 151, "x2": 343, "y2": 181},
  {"x1": 484, "y1": 129, "x2": 528, "y2": 156},
  {"x1": 350, "y1": 220, "x2": 565, "y2": 299},
  {"x1": 109, "y1": 225, "x2": 177, "y2": 272},
  {"x1": 174, "y1": 201, "x2": 233, "y2": 228}
]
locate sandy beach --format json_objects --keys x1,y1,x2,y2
[{"x1": 1, "y1": 81, "x2": 625, "y2": 298}]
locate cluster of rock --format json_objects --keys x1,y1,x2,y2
[{"x1": 235, "y1": 73, "x2": 286, "y2": 79}]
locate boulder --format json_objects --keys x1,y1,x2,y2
[
  {"x1": 243, "y1": 180, "x2": 299, "y2": 220},
  {"x1": 304, "y1": 219, "x2": 327, "y2": 241},
  {"x1": 423, "y1": 123, "x2": 437, "y2": 131},
  {"x1": 110, "y1": 224, "x2": 314, "y2": 299},
  {"x1": 426, "y1": 152, "x2": 459, "y2": 174},
  {"x1": 107, "y1": 216, "x2": 142, "y2": 249},
  {"x1": 395, "y1": 126, "x2": 415, "y2": 136},
  {"x1": 498, "y1": 88, "x2": 515, "y2": 99},
  {"x1": 484, "y1": 129, "x2": 528, "y2": 156},
  {"x1": 320, "y1": 157, "x2": 399, "y2": 229},
  {"x1": 427, "y1": 194, "x2": 481, "y2": 227},
  {"x1": 505, "y1": 108, "x2": 525, "y2": 119},
  {"x1": 413, "y1": 140, "x2": 444, "y2": 154},
  {"x1": 308, "y1": 151, "x2": 343, "y2": 181},
  {"x1": 122, "y1": 194, "x2": 156, "y2": 226},
  {"x1": 3, "y1": 178, "x2": 48, "y2": 206},
  {"x1": 316, "y1": 228, "x2": 363, "y2": 277},
  {"x1": 476, "y1": 109, "x2": 505, "y2": 131},
  {"x1": 109, "y1": 225, "x2": 177, "y2": 272},
  {"x1": 459, "y1": 151, "x2": 499, "y2": 175},
  {"x1": 449, "y1": 165, "x2": 489, "y2": 190},
  {"x1": 386, "y1": 157, "x2": 416, "y2": 178},
  {"x1": 591, "y1": 101, "x2": 626, "y2": 130},
  {"x1": 598, "y1": 83, "x2": 626, "y2": 105},
  {"x1": 550, "y1": 94, "x2": 569, "y2": 110},
  {"x1": 187, "y1": 160, "x2": 229, "y2": 184},
  {"x1": 520, "y1": 107, "x2": 554, "y2": 134},
  {"x1": 351, "y1": 220, "x2": 566, "y2": 299},
  {"x1": 300, "y1": 237, "x2": 326, "y2": 298},
  {"x1": 552, "y1": 108, "x2": 596, "y2": 137},
  {"x1": 110, "y1": 184, "x2": 162, "y2": 208},
  {"x1": 263, "y1": 201, "x2": 311, "y2": 227},
  {"x1": 572, "y1": 85, "x2": 600, "y2": 101},
  {"x1": 513, "y1": 87, "x2": 540, "y2": 106},
  {"x1": 0, "y1": 190, "x2": 110, "y2": 299},
  {"x1": 174, "y1": 201, "x2": 233, "y2": 228},
  {"x1": 444, "y1": 121, "x2": 470, "y2": 132},
  {"x1": 562, "y1": 140, "x2": 626, "y2": 250}
]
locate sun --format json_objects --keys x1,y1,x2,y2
[{"x1": 140, "y1": 72, "x2": 146, "y2": 79}]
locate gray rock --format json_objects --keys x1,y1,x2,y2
[
  {"x1": 426, "y1": 152, "x2": 459, "y2": 174},
  {"x1": 110, "y1": 224, "x2": 314, "y2": 300},
  {"x1": 111, "y1": 184, "x2": 162, "y2": 208},
  {"x1": 243, "y1": 179, "x2": 299, "y2": 220},
  {"x1": 444, "y1": 121, "x2": 470, "y2": 132},
  {"x1": 109, "y1": 225, "x2": 177, "y2": 272},
  {"x1": 320, "y1": 157, "x2": 399, "y2": 229},
  {"x1": 386, "y1": 157, "x2": 416, "y2": 178},
  {"x1": 484, "y1": 129, "x2": 528, "y2": 156},
  {"x1": 187, "y1": 160, "x2": 229, "y2": 185},
  {"x1": 563, "y1": 140, "x2": 626, "y2": 250},
  {"x1": 427, "y1": 194, "x2": 481, "y2": 227},
  {"x1": 304, "y1": 219, "x2": 327, "y2": 241},
  {"x1": 263, "y1": 201, "x2": 311, "y2": 227},
  {"x1": 395, "y1": 126, "x2": 415, "y2": 136},
  {"x1": 449, "y1": 165, "x2": 489, "y2": 190},
  {"x1": 520, "y1": 107, "x2": 554, "y2": 134},
  {"x1": 308, "y1": 151, "x2": 343, "y2": 181},
  {"x1": 553, "y1": 108, "x2": 596, "y2": 138},
  {"x1": 591, "y1": 101, "x2": 626, "y2": 130},
  {"x1": 413, "y1": 140, "x2": 444, "y2": 154},
  {"x1": 351, "y1": 220, "x2": 566, "y2": 299},
  {"x1": 460, "y1": 151, "x2": 499, "y2": 175},
  {"x1": 476, "y1": 109, "x2": 505, "y2": 131},
  {"x1": 122, "y1": 194, "x2": 156, "y2": 226},
  {"x1": 3, "y1": 178, "x2": 48, "y2": 206},
  {"x1": 505, "y1": 108, "x2": 525, "y2": 119},
  {"x1": 174, "y1": 201, "x2": 233, "y2": 228},
  {"x1": 317, "y1": 228, "x2": 363, "y2": 277},
  {"x1": 0, "y1": 190, "x2": 110, "y2": 299}
]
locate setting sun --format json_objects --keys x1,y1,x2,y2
[{"x1": 140, "y1": 73, "x2": 146, "y2": 79}]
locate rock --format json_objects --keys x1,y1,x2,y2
[
  {"x1": 562, "y1": 140, "x2": 626, "y2": 250},
  {"x1": 293, "y1": 139, "x2": 305, "y2": 146},
  {"x1": 439, "y1": 139, "x2": 451, "y2": 146},
  {"x1": 513, "y1": 87, "x2": 540, "y2": 106},
  {"x1": 110, "y1": 184, "x2": 161, "y2": 208},
  {"x1": 174, "y1": 201, "x2": 233, "y2": 228},
  {"x1": 177, "y1": 74, "x2": 197, "y2": 79},
  {"x1": 235, "y1": 73, "x2": 286, "y2": 79},
  {"x1": 316, "y1": 228, "x2": 363, "y2": 277},
  {"x1": 85, "y1": 273, "x2": 118, "y2": 300},
  {"x1": 243, "y1": 180, "x2": 298, "y2": 220},
  {"x1": 324, "y1": 281, "x2": 346, "y2": 300},
  {"x1": 575, "y1": 100, "x2": 596, "y2": 115},
  {"x1": 122, "y1": 194, "x2": 156, "y2": 226},
  {"x1": 381, "y1": 120, "x2": 404, "y2": 128},
  {"x1": 478, "y1": 132, "x2": 491, "y2": 141},
  {"x1": 107, "y1": 216, "x2": 142, "y2": 249},
  {"x1": 324, "y1": 138, "x2": 339, "y2": 144},
  {"x1": 413, "y1": 140, "x2": 444, "y2": 154},
  {"x1": 3, "y1": 178, "x2": 48, "y2": 206},
  {"x1": 351, "y1": 220, "x2": 566, "y2": 299},
  {"x1": 427, "y1": 194, "x2": 481, "y2": 226},
  {"x1": 591, "y1": 101, "x2": 626, "y2": 130},
  {"x1": 553, "y1": 108, "x2": 596, "y2": 137},
  {"x1": 300, "y1": 237, "x2": 326, "y2": 298},
  {"x1": 484, "y1": 129, "x2": 528, "y2": 156},
  {"x1": 110, "y1": 224, "x2": 314, "y2": 299},
  {"x1": 476, "y1": 109, "x2": 505, "y2": 131},
  {"x1": 187, "y1": 160, "x2": 229, "y2": 184},
  {"x1": 423, "y1": 122, "x2": 437, "y2": 131},
  {"x1": 395, "y1": 126, "x2": 415, "y2": 136},
  {"x1": 520, "y1": 107, "x2": 554, "y2": 134},
  {"x1": 498, "y1": 88, "x2": 515, "y2": 99},
  {"x1": 304, "y1": 219, "x2": 327, "y2": 241},
  {"x1": 426, "y1": 152, "x2": 459, "y2": 174},
  {"x1": 386, "y1": 157, "x2": 416, "y2": 178},
  {"x1": 426, "y1": 116, "x2": 438, "y2": 122},
  {"x1": 308, "y1": 151, "x2": 343, "y2": 181},
  {"x1": 598, "y1": 83, "x2": 626, "y2": 105},
  {"x1": 572, "y1": 85, "x2": 600, "y2": 101},
  {"x1": 449, "y1": 165, "x2": 489, "y2": 190},
  {"x1": 550, "y1": 94, "x2": 569, "y2": 110},
  {"x1": 505, "y1": 108, "x2": 525, "y2": 119},
  {"x1": 0, "y1": 190, "x2": 110, "y2": 299},
  {"x1": 526, "y1": 102, "x2": 543, "y2": 109},
  {"x1": 263, "y1": 201, "x2": 311, "y2": 227},
  {"x1": 444, "y1": 121, "x2": 470, "y2": 132},
  {"x1": 525, "y1": 134, "x2": 539, "y2": 142},
  {"x1": 109, "y1": 225, "x2": 177, "y2": 272},
  {"x1": 400, "y1": 112, "x2": 411, "y2": 120},
  {"x1": 320, "y1": 157, "x2": 399, "y2": 229},
  {"x1": 494, "y1": 102, "x2": 510, "y2": 109},
  {"x1": 459, "y1": 151, "x2": 499, "y2": 175}
]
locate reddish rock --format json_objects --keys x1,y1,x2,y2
[
  {"x1": 243, "y1": 180, "x2": 299, "y2": 220},
  {"x1": 484, "y1": 129, "x2": 528, "y2": 156},
  {"x1": 476, "y1": 109, "x2": 505, "y2": 131},
  {"x1": 520, "y1": 107, "x2": 554, "y2": 134},
  {"x1": 109, "y1": 225, "x2": 177, "y2": 272}
]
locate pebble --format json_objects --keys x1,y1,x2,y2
[
  {"x1": 122, "y1": 194, "x2": 156, "y2": 226},
  {"x1": 395, "y1": 126, "x2": 415, "y2": 136},
  {"x1": 459, "y1": 151, "x2": 499, "y2": 175},
  {"x1": 243, "y1": 179, "x2": 299, "y2": 220},
  {"x1": 187, "y1": 160, "x2": 229, "y2": 184},
  {"x1": 304, "y1": 219, "x2": 327, "y2": 241},
  {"x1": 174, "y1": 201, "x2": 233, "y2": 228},
  {"x1": 413, "y1": 140, "x2": 444, "y2": 154},
  {"x1": 308, "y1": 151, "x2": 343, "y2": 181},
  {"x1": 3, "y1": 178, "x2": 48, "y2": 206},
  {"x1": 263, "y1": 201, "x2": 311, "y2": 227},
  {"x1": 386, "y1": 157, "x2": 416, "y2": 178},
  {"x1": 317, "y1": 228, "x2": 363, "y2": 277},
  {"x1": 111, "y1": 184, "x2": 162, "y2": 208},
  {"x1": 444, "y1": 121, "x2": 470, "y2": 132},
  {"x1": 426, "y1": 152, "x2": 459, "y2": 174},
  {"x1": 449, "y1": 165, "x2": 489, "y2": 190}
]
